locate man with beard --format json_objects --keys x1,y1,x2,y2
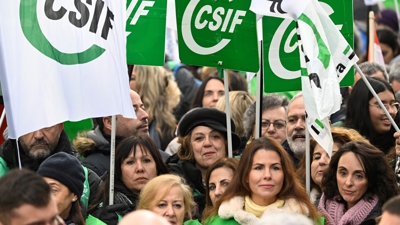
[
  {"x1": 76, "y1": 90, "x2": 169, "y2": 177},
  {"x1": 0, "y1": 123, "x2": 101, "y2": 210},
  {"x1": 283, "y1": 92, "x2": 306, "y2": 168}
]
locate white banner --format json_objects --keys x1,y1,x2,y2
[{"x1": 0, "y1": 0, "x2": 135, "y2": 138}]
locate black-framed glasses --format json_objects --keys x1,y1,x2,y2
[
  {"x1": 369, "y1": 102, "x2": 400, "y2": 112},
  {"x1": 261, "y1": 120, "x2": 286, "y2": 130}
]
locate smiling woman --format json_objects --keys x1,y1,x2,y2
[
  {"x1": 319, "y1": 141, "x2": 399, "y2": 225},
  {"x1": 167, "y1": 108, "x2": 241, "y2": 220},
  {"x1": 205, "y1": 138, "x2": 320, "y2": 225}
]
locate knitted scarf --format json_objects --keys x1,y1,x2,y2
[{"x1": 318, "y1": 193, "x2": 379, "y2": 225}]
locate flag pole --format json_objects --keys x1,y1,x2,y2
[
  {"x1": 255, "y1": 40, "x2": 263, "y2": 139},
  {"x1": 109, "y1": 115, "x2": 116, "y2": 205},
  {"x1": 305, "y1": 122, "x2": 310, "y2": 195},
  {"x1": 0, "y1": 108, "x2": 6, "y2": 129},
  {"x1": 394, "y1": 0, "x2": 400, "y2": 34},
  {"x1": 223, "y1": 69, "x2": 233, "y2": 158},
  {"x1": 368, "y1": 11, "x2": 375, "y2": 62},
  {"x1": 355, "y1": 64, "x2": 400, "y2": 133}
]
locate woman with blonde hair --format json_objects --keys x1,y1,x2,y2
[
  {"x1": 205, "y1": 138, "x2": 320, "y2": 225},
  {"x1": 216, "y1": 91, "x2": 255, "y2": 155},
  {"x1": 131, "y1": 65, "x2": 181, "y2": 150},
  {"x1": 137, "y1": 174, "x2": 195, "y2": 225}
]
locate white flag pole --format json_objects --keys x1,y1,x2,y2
[
  {"x1": 223, "y1": 70, "x2": 233, "y2": 158},
  {"x1": 255, "y1": 40, "x2": 263, "y2": 139},
  {"x1": 355, "y1": 64, "x2": 400, "y2": 133},
  {"x1": 109, "y1": 115, "x2": 117, "y2": 205},
  {"x1": 305, "y1": 119, "x2": 310, "y2": 195},
  {"x1": 394, "y1": 0, "x2": 400, "y2": 34},
  {"x1": 0, "y1": 108, "x2": 6, "y2": 129}
]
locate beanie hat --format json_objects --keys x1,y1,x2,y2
[
  {"x1": 377, "y1": 9, "x2": 399, "y2": 32},
  {"x1": 177, "y1": 108, "x2": 241, "y2": 150},
  {"x1": 353, "y1": 0, "x2": 379, "y2": 21},
  {"x1": 37, "y1": 152, "x2": 85, "y2": 198}
]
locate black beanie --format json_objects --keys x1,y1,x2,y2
[{"x1": 37, "y1": 152, "x2": 85, "y2": 198}]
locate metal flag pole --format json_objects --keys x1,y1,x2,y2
[
  {"x1": 355, "y1": 64, "x2": 400, "y2": 133},
  {"x1": 223, "y1": 69, "x2": 233, "y2": 158},
  {"x1": 109, "y1": 115, "x2": 117, "y2": 205},
  {"x1": 255, "y1": 40, "x2": 263, "y2": 139}
]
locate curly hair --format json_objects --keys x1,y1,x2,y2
[
  {"x1": 322, "y1": 141, "x2": 399, "y2": 205},
  {"x1": 134, "y1": 65, "x2": 181, "y2": 139},
  {"x1": 215, "y1": 91, "x2": 255, "y2": 136},
  {"x1": 243, "y1": 94, "x2": 288, "y2": 139},
  {"x1": 297, "y1": 127, "x2": 369, "y2": 193},
  {"x1": 206, "y1": 138, "x2": 320, "y2": 223}
]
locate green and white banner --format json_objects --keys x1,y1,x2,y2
[
  {"x1": 253, "y1": 0, "x2": 355, "y2": 93},
  {"x1": 251, "y1": 0, "x2": 358, "y2": 155},
  {"x1": 126, "y1": 0, "x2": 167, "y2": 66},
  {"x1": 0, "y1": 0, "x2": 134, "y2": 138},
  {"x1": 175, "y1": 0, "x2": 259, "y2": 72}
]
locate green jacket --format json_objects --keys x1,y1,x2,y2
[{"x1": 205, "y1": 216, "x2": 240, "y2": 225}]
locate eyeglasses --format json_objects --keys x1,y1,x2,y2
[
  {"x1": 261, "y1": 120, "x2": 286, "y2": 130},
  {"x1": 369, "y1": 102, "x2": 400, "y2": 112}
]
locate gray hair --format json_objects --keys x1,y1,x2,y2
[
  {"x1": 243, "y1": 94, "x2": 288, "y2": 139},
  {"x1": 389, "y1": 63, "x2": 400, "y2": 83},
  {"x1": 358, "y1": 61, "x2": 388, "y2": 81}
]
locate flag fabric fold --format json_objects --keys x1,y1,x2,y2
[
  {"x1": 368, "y1": 21, "x2": 385, "y2": 66},
  {"x1": 0, "y1": 1, "x2": 135, "y2": 139},
  {"x1": 250, "y1": 0, "x2": 359, "y2": 155}
]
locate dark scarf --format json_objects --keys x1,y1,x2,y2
[
  {"x1": 99, "y1": 132, "x2": 126, "y2": 153},
  {"x1": 113, "y1": 179, "x2": 137, "y2": 216},
  {"x1": 1, "y1": 130, "x2": 75, "y2": 171},
  {"x1": 370, "y1": 127, "x2": 396, "y2": 155}
]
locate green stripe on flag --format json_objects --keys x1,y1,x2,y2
[
  {"x1": 298, "y1": 13, "x2": 330, "y2": 69},
  {"x1": 343, "y1": 45, "x2": 350, "y2": 55},
  {"x1": 301, "y1": 68, "x2": 308, "y2": 76},
  {"x1": 315, "y1": 119, "x2": 324, "y2": 129}
]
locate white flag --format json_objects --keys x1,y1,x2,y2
[
  {"x1": 251, "y1": 0, "x2": 359, "y2": 155},
  {"x1": 364, "y1": 0, "x2": 383, "y2": 6},
  {"x1": 0, "y1": 1, "x2": 135, "y2": 139}
]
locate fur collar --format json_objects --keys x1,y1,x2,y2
[{"x1": 218, "y1": 196, "x2": 309, "y2": 225}]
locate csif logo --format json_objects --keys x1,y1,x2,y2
[
  {"x1": 182, "y1": 0, "x2": 247, "y2": 55},
  {"x1": 20, "y1": 0, "x2": 115, "y2": 65}
]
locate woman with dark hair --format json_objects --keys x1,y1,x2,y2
[
  {"x1": 377, "y1": 28, "x2": 400, "y2": 65},
  {"x1": 318, "y1": 141, "x2": 399, "y2": 225},
  {"x1": 167, "y1": 107, "x2": 241, "y2": 220},
  {"x1": 37, "y1": 152, "x2": 86, "y2": 225},
  {"x1": 88, "y1": 136, "x2": 169, "y2": 225},
  {"x1": 344, "y1": 76, "x2": 400, "y2": 154},
  {"x1": 205, "y1": 138, "x2": 320, "y2": 224},
  {"x1": 190, "y1": 76, "x2": 226, "y2": 109},
  {"x1": 297, "y1": 127, "x2": 368, "y2": 205},
  {"x1": 201, "y1": 158, "x2": 239, "y2": 223}
]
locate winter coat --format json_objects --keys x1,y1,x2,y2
[
  {"x1": 0, "y1": 130, "x2": 101, "y2": 210},
  {"x1": 207, "y1": 196, "x2": 310, "y2": 225}
]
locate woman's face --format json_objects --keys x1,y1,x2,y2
[
  {"x1": 209, "y1": 167, "x2": 234, "y2": 206},
  {"x1": 130, "y1": 67, "x2": 137, "y2": 91},
  {"x1": 381, "y1": 43, "x2": 396, "y2": 64},
  {"x1": 255, "y1": 107, "x2": 287, "y2": 144},
  {"x1": 151, "y1": 186, "x2": 185, "y2": 225},
  {"x1": 121, "y1": 146, "x2": 158, "y2": 194},
  {"x1": 43, "y1": 177, "x2": 76, "y2": 220},
  {"x1": 202, "y1": 79, "x2": 225, "y2": 108},
  {"x1": 248, "y1": 149, "x2": 284, "y2": 206},
  {"x1": 336, "y1": 152, "x2": 368, "y2": 209},
  {"x1": 368, "y1": 90, "x2": 397, "y2": 134},
  {"x1": 310, "y1": 143, "x2": 339, "y2": 188},
  {"x1": 191, "y1": 126, "x2": 226, "y2": 170}
]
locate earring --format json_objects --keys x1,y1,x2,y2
[{"x1": 72, "y1": 197, "x2": 77, "y2": 202}]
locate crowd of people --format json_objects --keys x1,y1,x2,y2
[{"x1": 3, "y1": 0, "x2": 400, "y2": 225}]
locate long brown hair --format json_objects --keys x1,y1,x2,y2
[{"x1": 206, "y1": 138, "x2": 320, "y2": 223}]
